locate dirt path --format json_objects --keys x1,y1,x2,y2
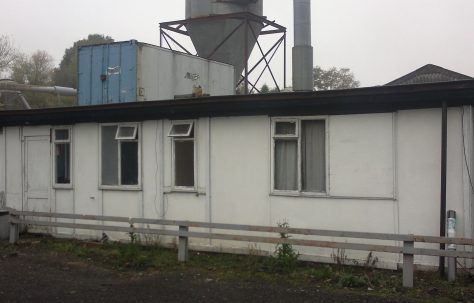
[{"x1": 0, "y1": 245, "x2": 412, "y2": 303}]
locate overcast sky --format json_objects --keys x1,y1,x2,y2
[{"x1": 2, "y1": 0, "x2": 473, "y2": 87}]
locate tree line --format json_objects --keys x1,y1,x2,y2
[
  {"x1": 260, "y1": 66, "x2": 360, "y2": 94},
  {"x1": 0, "y1": 34, "x2": 113, "y2": 109},
  {"x1": 1, "y1": 34, "x2": 361, "y2": 108}
]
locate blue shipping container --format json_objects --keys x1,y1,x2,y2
[{"x1": 78, "y1": 40, "x2": 138, "y2": 105}]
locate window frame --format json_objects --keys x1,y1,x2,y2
[
  {"x1": 168, "y1": 121, "x2": 194, "y2": 138},
  {"x1": 52, "y1": 126, "x2": 73, "y2": 189},
  {"x1": 271, "y1": 117, "x2": 329, "y2": 196},
  {"x1": 273, "y1": 119, "x2": 299, "y2": 138},
  {"x1": 99, "y1": 123, "x2": 142, "y2": 191},
  {"x1": 169, "y1": 120, "x2": 197, "y2": 192},
  {"x1": 115, "y1": 124, "x2": 138, "y2": 140}
]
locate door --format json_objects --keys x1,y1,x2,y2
[{"x1": 23, "y1": 136, "x2": 51, "y2": 214}]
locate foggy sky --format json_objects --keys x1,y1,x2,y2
[{"x1": 1, "y1": 0, "x2": 473, "y2": 87}]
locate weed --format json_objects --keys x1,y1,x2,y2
[
  {"x1": 265, "y1": 221, "x2": 299, "y2": 273},
  {"x1": 331, "y1": 248, "x2": 348, "y2": 268},
  {"x1": 115, "y1": 243, "x2": 149, "y2": 269},
  {"x1": 128, "y1": 223, "x2": 139, "y2": 244},
  {"x1": 364, "y1": 251, "x2": 379, "y2": 268},
  {"x1": 309, "y1": 265, "x2": 333, "y2": 281},
  {"x1": 337, "y1": 272, "x2": 368, "y2": 288}
]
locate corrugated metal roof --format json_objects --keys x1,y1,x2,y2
[{"x1": 386, "y1": 64, "x2": 473, "y2": 86}]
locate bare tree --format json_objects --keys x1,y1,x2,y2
[
  {"x1": 0, "y1": 35, "x2": 17, "y2": 72},
  {"x1": 11, "y1": 50, "x2": 54, "y2": 85}
]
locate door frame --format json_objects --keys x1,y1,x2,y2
[{"x1": 22, "y1": 134, "x2": 52, "y2": 213}]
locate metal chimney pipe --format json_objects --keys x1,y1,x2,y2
[{"x1": 292, "y1": 0, "x2": 314, "y2": 91}]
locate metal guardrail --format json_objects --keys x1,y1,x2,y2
[{"x1": 8, "y1": 210, "x2": 474, "y2": 288}]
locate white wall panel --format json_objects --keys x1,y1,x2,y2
[
  {"x1": 5, "y1": 127, "x2": 22, "y2": 209},
  {"x1": 211, "y1": 116, "x2": 271, "y2": 226},
  {"x1": 329, "y1": 113, "x2": 394, "y2": 198}
]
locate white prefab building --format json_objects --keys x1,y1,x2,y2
[{"x1": 1, "y1": 80, "x2": 474, "y2": 269}]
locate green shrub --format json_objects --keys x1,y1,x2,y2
[
  {"x1": 309, "y1": 265, "x2": 333, "y2": 281},
  {"x1": 337, "y1": 273, "x2": 368, "y2": 288}
]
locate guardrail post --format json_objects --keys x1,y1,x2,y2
[
  {"x1": 447, "y1": 210, "x2": 457, "y2": 282},
  {"x1": 9, "y1": 214, "x2": 19, "y2": 244},
  {"x1": 178, "y1": 225, "x2": 189, "y2": 262},
  {"x1": 403, "y1": 239, "x2": 414, "y2": 288}
]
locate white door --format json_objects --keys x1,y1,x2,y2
[{"x1": 23, "y1": 136, "x2": 51, "y2": 214}]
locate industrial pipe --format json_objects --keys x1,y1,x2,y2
[
  {"x1": 292, "y1": 0, "x2": 313, "y2": 91},
  {"x1": 0, "y1": 82, "x2": 77, "y2": 96}
]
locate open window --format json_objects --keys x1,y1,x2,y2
[
  {"x1": 53, "y1": 127, "x2": 72, "y2": 187},
  {"x1": 273, "y1": 118, "x2": 327, "y2": 193},
  {"x1": 168, "y1": 122, "x2": 194, "y2": 137},
  {"x1": 101, "y1": 123, "x2": 140, "y2": 188},
  {"x1": 115, "y1": 124, "x2": 138, "y2": 140},
  {"x1": 168, "y1": 121, "x2": 195, "y2": 189}
]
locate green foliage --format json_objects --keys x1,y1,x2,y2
[
  {"x1": 308, "y1": 265, "x2": 333, "y2": 281},
  {"x1": 266, "y1": 221, "x2": 299, "y2": 273},
  {"x1": 5, "y1": 50, "x2": 75, "y2": 109},
  {"x1": 313, "y1": 66, "x2": 360, "y2": 91},
  {"x1": 53, "y1": 34, "x2": 114, "y2": 88},
  {"x1": 115, "y1": 243, "x2": 150, "y2": 269},
  {"x1": 337, "y1": 272, "x2": 368, "y2": 288},
  {"x1": 11, "y1": 50, "x2": 54, "y2": 85}
]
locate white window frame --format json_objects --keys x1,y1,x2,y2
[
  {"x1": 115, "y1": 124, "x2": 138, "y2": 140},
  {"x1": 271, "y1": 116, "x2": 329, "y2": 196},
  {"x1": 168, "y1": 121, "x2": 194, "y2": 137},
  {"x1": 273, "y1": 119, "x2": 299, "y2": 138},
  {"x1": 99, "y1": 123, "x2": 142, "y2": 190},
  {"x1": 169, "y1": 120, "x2": 197, "y2": 192},
  {"x1": 52, "y1": 126, "x2": 73, "y2": 189}
]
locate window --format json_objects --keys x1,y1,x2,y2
[
  {"x1": 53, "y1": 128, "x2": 72, "y2": 186},
  {"x1": 273, "y1": 118, "x2": 326, "y2": 193},
  {"x1": 101, "y1": 124, "x2": 139, "y2": 187},
  {"x1": 168, "y1": 121, "x2": 195, "y2": 188},
  {"x1": 115, "y1": 125, "x2": 138, "y2": 140}
]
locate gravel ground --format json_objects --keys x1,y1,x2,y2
[{"x1": 0, "y1": 241, "x2": 415, "y2": 303}]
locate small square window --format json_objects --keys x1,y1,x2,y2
[
  {"x1": 169, "y1": 122, "x2": 194, "y2": 137},
  {"x1": 274, "y1": 121, "x2": 298, "y2": 137},
  {"x1": 55, "y1": 129, "x2": 69, "y2": 141},
  {"x1": 115, "y1": 125, "x2": 138, "y2": 140}
]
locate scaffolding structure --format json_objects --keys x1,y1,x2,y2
[{"x1": 160, "y1": 12, "x2": 286, "y2": 94}]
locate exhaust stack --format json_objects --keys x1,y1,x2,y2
[{"x1": 292, "y1": 0, "x2": 313, "y2": 91}]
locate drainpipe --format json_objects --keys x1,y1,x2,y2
[{"x1": 439, "y1": 100, "x2": 448, "y2": 276}]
